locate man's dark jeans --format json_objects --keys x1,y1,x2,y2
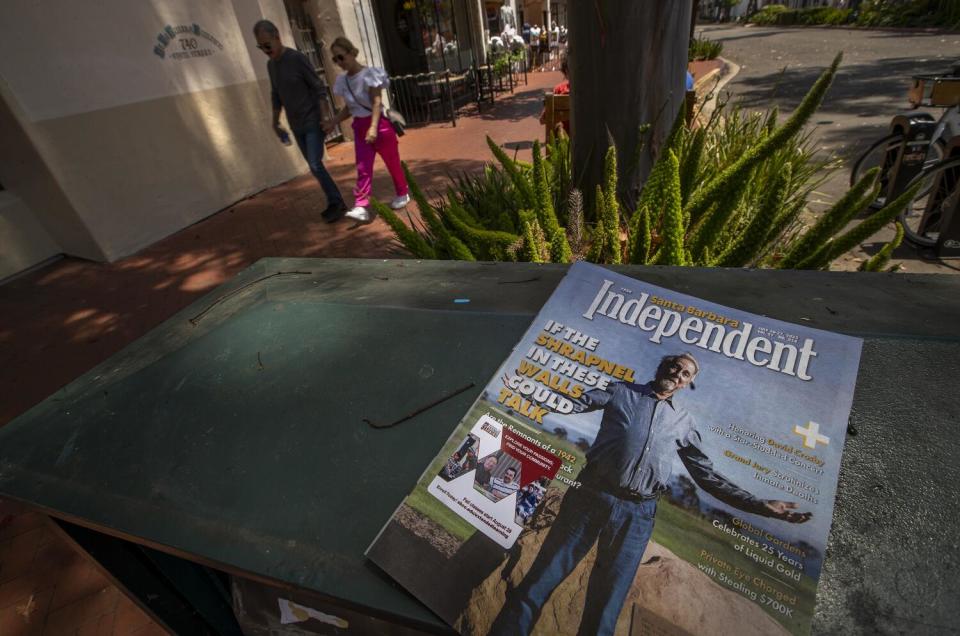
[
  {"x1": 488, "y1": 485, "x2": 657, "y2": 636},
  {"x1": 292, "y1": 122, "x2": 344, "y2": 207}
]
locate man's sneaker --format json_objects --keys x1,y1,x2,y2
[
  {"x1": 345, "y1": 206, "x2": 373, "y2": 223},
  {"x1": 390, "y1": 194, "x2": 411, "y2": 209},
  {"x1": 322, "y1": 201, "x2": 347, "y2": 222}
]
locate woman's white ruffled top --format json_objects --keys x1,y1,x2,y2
[{"x1": 334, "y1": 67, "x2": 390, "y2": 117}]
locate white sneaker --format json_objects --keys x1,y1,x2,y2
[
  {"x1": 345, "y1": 206, "x2": 372, "y2": 223},
  {"x1": 390, "y1": 194, "x2": 411, "y2": 209}
]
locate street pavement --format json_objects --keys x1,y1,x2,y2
[{"x1": 699, "y1": 23, "x2": 960, "y2": 273}]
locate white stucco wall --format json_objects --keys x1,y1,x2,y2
[{"x1": 0, "y1": 192, "x2": 60, "y2": 281}]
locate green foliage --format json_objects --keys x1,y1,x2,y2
[
  {"x1": 601, "y1": 146, "x2": 622, "y2": 263},
  {"x1": 652, "y1": 151, "x2": 685, "y2": 266},
  {"x1": 402, "y1": 162, "x2": 475, "y2": 260},
  {"x1": 750, "y1": 4, "x2": 852, "y2": 25},
  {"x1": 369, "y1": 200, "x2": 436, "y2": 258},
  {"x1": 689, "y1": 36, "x2": 723, "y2": 62},
  {"x1": 777, "y1": 167, "x2": 880, "y2": 269},
  {"x1": 857, "y1": 0, "x2": 960, "y2": 29},
  {"x1": 532, "y1": 140, "x2": 572, "y2": 263},
  {"x1": 636, "y1": 148, "x2": 671, "y2": 229},
  {"x1": 547, "y1": 132, "x2": 573, "y2": 224},
  {"x1": 601, "y1": 181, "x2": 622, "y2": 265},
  {"x1": 522, "y1": 219, "x2": 550, "y2": 263},
  {"x1": 603, "y1": 145, "x2": 619, "y2": 212},
  {"x1": 566, "y1": 188, "x2": 586, "y2": 258},
  {"x1": 799, "y1": 180, "x2": 923, "y2": 270},
  {"x1": 532, "y1": 141, "x2": 562, "y2": 238},
  {"x1": 751, "y1": 0, "x2": 959, "y2": 28},
  {"x1": 759, "y1": 196, "x2": 808, "y2": 265},
  {"x1": 682, "y1": 95, "x2": 828, "y2": 235},
  {"x1": 486, "y1": 136, "x2": 536, "y2": 209},
  {"x1": 376, "y1": 54, "x2": 905, "y2": 274},
  {"x1": 678, "y1": 127, "x2": 707, "y2": 208},
  {"x1": 448, "y1": 167, "x2": 521, "y2": 234},
  {"x1": 627, "y1": 205, "x2": 652, "y2": 265},
  {"x1": 550, "y1": 232, "x2": 573, "y2": 264},
  {"x1": 586, "y1": 185, "x2": 614, "y2": 263},
  {"x1": 860, "y1": 222, "x2": 904, "y2": 272},
  {"x1": 749, "y1": 4, "x2": 790, "y2": 24},
  {"x1": 716, "y1": 164, "x2": 791, "y2": 268},
  {"x1": 441, "y1": 199, "x2": 520, "y2": 261},
  {"x1": 685, "y1": 52, "x2": 842, "y2": 224},
  {"x1": 688, "y1": 170, "x2": 750, "y2": 264}
]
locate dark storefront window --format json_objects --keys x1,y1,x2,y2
[
  {"x1": 392, "y1": 0, "x2": 475, "y2": 73},
  {"x1": 485, "y1": 1, "x2": 502, "y2": 34}
]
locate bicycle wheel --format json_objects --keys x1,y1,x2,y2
[
  {"x1": 849, "y1": 135, "x2": 945, "y2": 206},
  {"x1": 928, "y1": 138, "x2": 946, "y2": 165},
  {"x1": 899, "y1": 155, "x2": 960, "y2": 248},
  {"x1": 850, "y1": 133, "x2": 901, "y2": 191}
]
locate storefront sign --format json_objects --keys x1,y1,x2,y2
[{"x1": 153, "y1": 24, "x2": 224, "y2": 60}]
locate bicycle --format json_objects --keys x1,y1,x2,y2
[{"x1": 849, "y1": 64, "x2": 960, "y2": 252}]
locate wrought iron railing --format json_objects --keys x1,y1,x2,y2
[
  {"x1": 388, "y1": 70, "x2": 478, "y2": 127},
  {"x1": 385, "y1": 55, "x2": 529, "y2": 128}
]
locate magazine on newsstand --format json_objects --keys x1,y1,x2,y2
[{"x1": 367, "y1": 261, "x2": 862, "y2": 636}]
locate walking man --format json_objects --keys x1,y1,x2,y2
[
  {"x1": 253, "y1": 20, "x2": 346, "y2": 222},
  {"x1": 489, "y1": 352, "x2": 811, "y2": 636}
]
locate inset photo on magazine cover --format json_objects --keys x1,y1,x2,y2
[
  {"x1": 473, "y1": 451, "x2": 522, "y2": 503},
  {"x1": 438, "y1": 433, "x2": 480, "y2": 482},
  {"x1": 514, "y1": 477, "x2": 550, "y2": 526}
]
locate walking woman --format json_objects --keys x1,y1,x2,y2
[{"x1": 323, "y1": 37, "x2": 409, "y2": 223}]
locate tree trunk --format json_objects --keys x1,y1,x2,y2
[
  {"x1": 569, "y1": 1, "x2": 692, "y2": 214},
  {"x1": 690, "y1": 0, "x2": 701, "y2": 41}
]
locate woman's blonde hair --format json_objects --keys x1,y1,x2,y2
[{"x1": 330, "y1": 36, "x2": 360, "y2": 57}]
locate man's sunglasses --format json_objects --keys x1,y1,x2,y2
[
  {"x1": 333, "y1": 53, "x2": 346, "y2": 62},
  {"x1": 257, "y1": 43, "x2": 273, "y2": 51}
]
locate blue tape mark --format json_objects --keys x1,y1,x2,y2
[{"x1": 454, "y1": 298, "x2": 470, "y2": 304}]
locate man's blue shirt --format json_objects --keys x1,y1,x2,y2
[{"x1": 574, "y1": 382, "x2": 768, "y2": 515}]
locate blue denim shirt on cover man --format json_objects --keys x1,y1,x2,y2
[{"x1": 576, "y1": 381, "x2": 771, "y2": 513}]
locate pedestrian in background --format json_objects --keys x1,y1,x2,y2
[
  {"x1": 539, "y1": 55, "x2": 570, "y2": 136},
  {"x1": 323, "y1": 36, "x2": 410, "y2": 224},
  {"x1": 253, "y1": 20, "x2": 346, "y2": 222}
]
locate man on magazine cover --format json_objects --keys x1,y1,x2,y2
[{"x1": 488, "y1": 352, "x2": 811, "y2": 636}]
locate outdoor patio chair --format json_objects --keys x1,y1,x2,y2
[{"x1": 543, "y1": 92, "x2": 570, "y2": 141}]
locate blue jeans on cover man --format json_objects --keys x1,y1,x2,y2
[
  {"x1": 293, "y1": 123, "x2": 344, "y2": 208},
  {"x1": 488, "y1": 485, "x2": 657, "y2": 636}
]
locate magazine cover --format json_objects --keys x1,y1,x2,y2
[{"x1": 367, "y1": 262, "x2": 862, "y2": 636}]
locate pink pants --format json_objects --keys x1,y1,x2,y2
[{"x1": 351, "y1": 115, "x2": 408, "y2": 208}]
